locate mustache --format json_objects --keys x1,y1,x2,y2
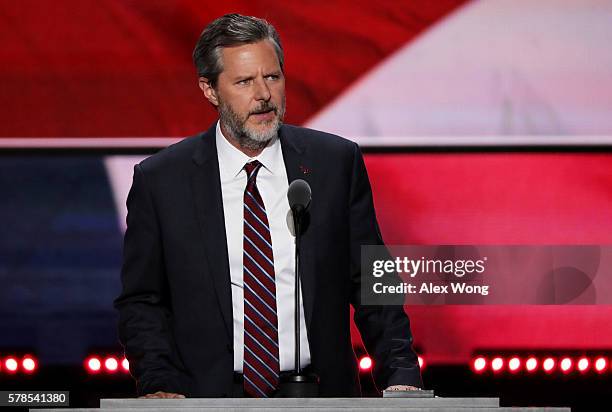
[{"x1": 249, "y1": 103, "x2": 277, "y2": 116}]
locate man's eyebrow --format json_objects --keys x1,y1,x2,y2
[
  {"x1": 233, "y1": 70, "x2": 281, "y2": 80},
  {"x1": 265, "y1": 70, "x2": 282, "y2": 75},
  {"x1": 233, "y1": 75, "x2": 254, "y2": 82}
]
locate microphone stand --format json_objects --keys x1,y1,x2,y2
[
  {"x1": 277, "y1": 205, "x2": 319, "y2": 397},
  {"x1": 294, "y1": 210, "x2": 302, "y2": 375}
]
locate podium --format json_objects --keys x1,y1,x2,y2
[{"x1": 32, "y1": 396, "x2": 570, "y2": 411}]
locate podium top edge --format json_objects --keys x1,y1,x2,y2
[{"x1": 100, "y1": 396, "x2": 501, "y2": 407}]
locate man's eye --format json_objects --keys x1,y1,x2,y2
[
  {"x1": 265, "y1": 75, "x2": 279, "y2": 80},
  {"x1": 237, "y1": 79, "x2": 251, "y2": 85}
]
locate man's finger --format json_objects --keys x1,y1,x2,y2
[
  {"x1": 385, "y1": 385, "x2": 421, "y2": 391},
  {"x1": 138, "y1": 391, "x2": 185, "y2": 399},
  {"x1": 167, "y1": 394, "x2": 186, "y2": 398}
]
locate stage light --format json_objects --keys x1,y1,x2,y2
[
  {"x1": 508, "y1": 357, "x2": 521, "y2": 372},
  {"x1": 525, "y1": 357, "x2": 538, "y2": 372},
  {"x1": 468, "y1": 353, "x2": 610, "y2": 376},
  {"x1": 560, "y1": 357, "x2": 572, "y2": 373},
  {"x1": 5, "y1": 357, "x2": 18, "y2": 373},
  {"x1": 22, "y1": 356, "x2": 37, "y2": 373},
  {"x1": 105, "y1": 357, "x2": 119, "y2": 372},
  {"x1": 359, "y1": 356, "x2": 372, "y2": 371},
  {"x1": 418, "y1": 356, "x2": 425, "y2": 370},
  {"x1": 543, "y1": 357, "x2": 555, "y2": 373},
  {"x1": 594, "y1": 357, "x2": 607, "y2": 373},
  {"x1": 122, "y1": 358, "x2": 130, "y2": 372},
  {"x1": 491, "y1": 357, "x2": 504, "y2": 372},
  {"x1": 86, "y1": 357, "x2": 102, "y2": 373},
  {"x1": 473, "y1": 357, "x2": 486, "y2": 373},
  {"x1": 576, "y1": 357, "x2": 589, "y2": 372}
]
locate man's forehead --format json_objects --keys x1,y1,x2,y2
[{"x1": 220, "y1": 40, "x2": 281, "y2": 74}]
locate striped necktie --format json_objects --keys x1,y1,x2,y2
[{"x1": 242, "y1": 160, "x2": 280, "y2": 397}]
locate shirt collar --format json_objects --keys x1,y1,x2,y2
[{"x1": 215, "y1": 120, "x2": 282, "y2": 179}]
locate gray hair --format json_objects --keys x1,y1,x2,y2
[{"x1": 192, "y1": 13, "x2": 284, "y2": 88}]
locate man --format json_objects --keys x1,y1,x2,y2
[{"x1": 115, "y1": 13, "x2": 421, "y2": 398}]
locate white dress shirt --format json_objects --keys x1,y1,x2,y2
[{"x1": 215, "y1": 122, "x2": 312, "y2": 372}]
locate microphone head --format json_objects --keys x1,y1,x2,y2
[{"x1": 287, "y1": 179, "x2": 311, "y2": 212}]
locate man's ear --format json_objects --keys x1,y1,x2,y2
[{"x1": 198, "y1": 77, "x2": 219, "y2": 107}]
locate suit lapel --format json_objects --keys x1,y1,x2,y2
[
  {"x1": 190, "y1": 125, "x2": 233, "y2": 340},
  {"x1": 279, "y1": 126, "x2": 316, "y2": 331}
]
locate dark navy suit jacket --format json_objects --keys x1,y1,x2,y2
[{"x1": 114, "y1": 123, "x2": 422, "y2": 397}]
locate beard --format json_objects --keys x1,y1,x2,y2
[{"x1": 218, "y1": 97, "x2": 286, "y2": 152}]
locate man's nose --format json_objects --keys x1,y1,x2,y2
[{"x1": 253, "y1": 77, "x2": 271, "y2": 101}]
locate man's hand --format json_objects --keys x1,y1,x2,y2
[
  {"x1": 385, "y1": 385, "x2": 421, "y2": 391},
  {"x1": 139, "y1": 391, "x2": 185, "y2": 399}
]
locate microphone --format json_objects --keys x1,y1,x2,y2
[
  {"x1": 281, "y1": 179, "x2": 318, "y2": 397},
  {"x1": 287, "y1": 179, "x2": 311, "y2": 220},
  {"x1": 287, "y1": 180, "x2": 311, "y2": 373}
]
